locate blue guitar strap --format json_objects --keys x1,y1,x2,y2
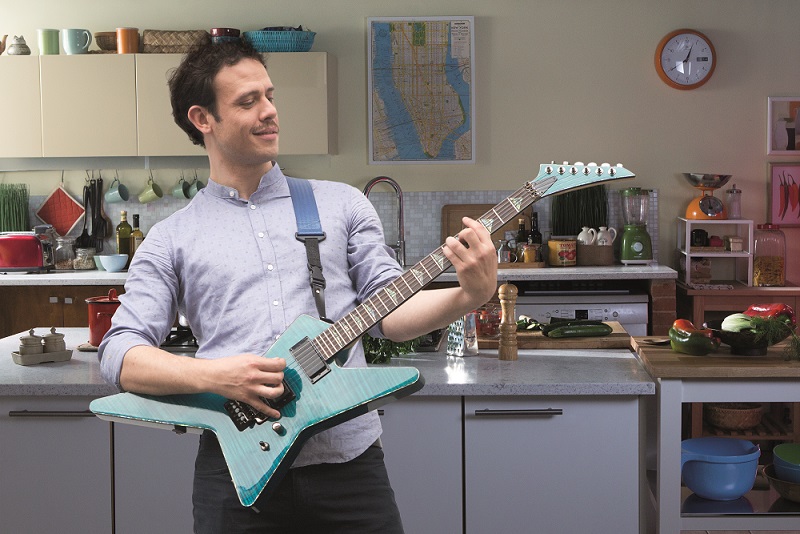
[{"x1": 286, "y1": 177, "x2": 330, "y2": 322}]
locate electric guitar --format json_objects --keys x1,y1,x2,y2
[{"x1": 90, "y1": 162, "x2": 635, "y2": 507}]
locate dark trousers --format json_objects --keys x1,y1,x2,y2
[{"x1": 192, "y1": 431, "x2": 405, "y2": 533}]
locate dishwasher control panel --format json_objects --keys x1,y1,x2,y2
[{"x1": 514, "y1": 293, "x2": 649, "y2": 336}]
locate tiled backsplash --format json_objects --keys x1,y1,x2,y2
[{"x1": 27, "y1": 189, "x2": 659, "y2": 264}]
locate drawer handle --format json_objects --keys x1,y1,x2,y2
[
  {"x1": 474, "y1": 408, "x2": 563, "y2": 417},
  {"x1": 8, "y1": 410, "x2": 95, "y2": 418}
]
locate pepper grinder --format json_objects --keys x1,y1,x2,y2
[{"x1": 498, "y1": 283, "x2": 518, "y2": 361}]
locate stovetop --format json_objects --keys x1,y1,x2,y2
[{"x1": 160, "y1": 325, "x2": 198, "y2": 353}]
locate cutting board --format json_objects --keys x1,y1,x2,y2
[
  {"x1": 441, "y1": 204, "x2": 530, "y2": 241},
  {"x1": 478, "y1": 321, "x2": 631, "y2": 350}
]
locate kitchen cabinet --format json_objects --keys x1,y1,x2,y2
[
  {"x1": 0, "y1": 284, "x2": 124, "y2": 338},
  {"x1": 0, "y1": 396, "x2": 113, "y2": 533},
  {"x1": 463, "y1": 396, "x2": 641, "y2": 534},
  {"x1": 113, "y1": 423, "x2": 198, "y2": 533},
  {"x1": 39, "y1": 55, "x2": 138, "y2": 157},
  {"x1": 135, "y1": 52, "x2": 335, "y2": 156},
  {"x1": 0, "y1": 56, "x2": 43, "y2": 157},
  {"x1": 380, "y1": 397, "x2": 462, "y2": 534},
  {"x1": 135, "y1": 54, "x2": 206, "y2": 156},
  {"x1": 677, "y1": 217, "x2": 753, "y2": 286}
]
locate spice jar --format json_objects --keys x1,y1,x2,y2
[
  {"x1": 54, "y1": 236, "x2": 75, "y2": 270},
  {"x1": 73, "y1": 247, "x2": 96, "y2": 270},
  {"x1": 753, "y1": 223, "x2": 786, "y2": 287},
  {"x1": 42, "y1": 327, "x2": 66, "y2": 353}
]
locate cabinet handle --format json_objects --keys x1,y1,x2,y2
[
  {"x1": 49, "y1": 296, "x2": 59, "y2": 304},
  {"x1": 8, "y1": 410, "x2": 95, "y2": 418},
  {"x1": 64, "y1": 297, "x2": 74, "y2": 305},
  {"x1": 474, "y1": 408, "x2": 563, "y2": 417}
]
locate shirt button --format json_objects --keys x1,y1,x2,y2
[
  {"x1": 228, "y1": 191, "x2": 235, "y2": 197},
  {"x1": 258, "y1": 232, "x2": 265, "y2": 238},
  {"x1": 250, "y1": 204, "x2": 257, "y2": 210},
  {"x1": 275, "y1": 334, "x2": 281, "y2": 340},
  {"x1": 272, "y1": 300, "x2": 279, "y2": 306},
  {"x1": 267, "y1": 264, "x2": 274, "y2": 271}
]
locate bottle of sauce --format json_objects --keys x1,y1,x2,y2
[
  {"x1": 131, "y1": 214, "x2": 144, "y2": 257},
  {"x1": 116, "y1": 210, "x2": 132, "y2": 268},
  {"x1": 515, "y1": 218, "x2": 528, "y2": 259}
]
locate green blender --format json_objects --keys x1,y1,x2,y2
[{"x1": 619, "y1": 187, "x2": 654, "y2": 265}]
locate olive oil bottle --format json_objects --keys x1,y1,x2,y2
[{"x1": 116, "y1": 210, "x2": 132, "y2": 268}]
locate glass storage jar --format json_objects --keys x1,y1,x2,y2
[
  {"x1": 753, "y1": 223, "x2": 786, "y2": 286},
  {"x1": 54, "y1": 236, "x2": 75, "y2": 270},
  {"x1": 73, "y1": 247, "x2": 96, "y2": 270}
]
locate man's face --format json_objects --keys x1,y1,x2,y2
[{"x1": 206, "y1": 58, "x2": 280, "y2": 166}]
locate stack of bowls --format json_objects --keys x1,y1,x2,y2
[
  {"x1": 681, "y1": 437, "x2": 761, "y2": 501},
  {"x1": 773, "y1": 443, "x2": 800, "y2": 483}
]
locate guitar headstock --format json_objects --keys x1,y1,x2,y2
[{"x1": 529, "y1": 162, "x2": 635, "y2": 198}]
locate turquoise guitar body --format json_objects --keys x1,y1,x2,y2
[
  {"x1": 91, "y1": 162, "x2": 636, "y2": 507},
  {"x1": 90, "y1": 314, "x2": 423, "y2": 507}
]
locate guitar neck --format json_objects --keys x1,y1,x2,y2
[
  {"x1": 312, "y1": 183, "x2": 547, "y2": 360},
  {"x1": 312, "y1": 162, "x2": 634, "y2": 360}
]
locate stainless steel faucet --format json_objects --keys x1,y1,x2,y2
[{"x1": 363, "y1": 176, "x2": 406, "y2": 267}]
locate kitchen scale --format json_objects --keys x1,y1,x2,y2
[{"x1": 683, "y1": 173, "x2": 732, "y2": 220}]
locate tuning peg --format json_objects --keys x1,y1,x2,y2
[
  {"x1": 574, "y1": 161, "x2": 584, "y2": 166},
  {"x1": 558, "y1": 166, "x2": 566, "y2": 175},
  {"x1": 601, "y1": 163, "x2": 610, "y2": 167},
  {"x1": 562, "y1": 161, "x2": 569, "y2": 165},
  {"x1": 588, "y1": 162, "x2": 597, "y2": 167},
  {"x1": 570, "y1": 166, "x2": 578, "y2": 175},
  {"x1": 583, "y1": 167, "x2": 591, "y2": 176},
  {"x1": 545, "y1": 165, "x2": 554, "y2": 174},
  {"x1": 609, "y1": 168, "x2": 616, "y2": 176}
]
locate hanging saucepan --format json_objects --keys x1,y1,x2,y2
[{"x1": 86, "y1": 288, "x2": 121, "y2": 347}]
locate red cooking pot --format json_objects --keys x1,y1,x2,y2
[{"x1": 86, "y1": 288, "x2": 121, "y2": 347}]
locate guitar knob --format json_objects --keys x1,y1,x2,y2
[
  {"x1": 259, "y1": 441, "x2": 270, "y2": 451},
  {"x1": 272, "y1": 422, "x2": 286, "y2": 435}
]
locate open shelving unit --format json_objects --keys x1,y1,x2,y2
[{"x1": 677, "y1": 217, "x2": 754, "y2": 286}]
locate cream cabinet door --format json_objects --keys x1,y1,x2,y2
[
  {"x1": 40, "y1": 55, "x2": 137, "y2": 157},
  {"x1": 0, "y1": 57, "x2": 43, "y2": 157},
  {"x1": 135, "y1": 54, "x2": 205, "y2": 156},
  {"x1": 268, "y1": 52, "x2": 335, "y2": 155}
]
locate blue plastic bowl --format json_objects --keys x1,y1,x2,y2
[
  {"x1": 774, "y1": 456, "x2": 800, "y2": 483},
  {"x1": 681, "y1": 437, "x2": 760, "y2": 501}
]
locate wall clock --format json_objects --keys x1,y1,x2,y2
[{"x1": 654, "y1": 29, "x2": 716, "y2": 90}]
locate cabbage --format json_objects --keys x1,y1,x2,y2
[{"x1": 721, "y1": 313, "x2": 754, "y2": 332}]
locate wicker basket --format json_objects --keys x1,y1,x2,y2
[
  {"x1": 94, "y1": 32, "x2": 117, "y2": 51},
  {"x1": 704, "y1": 403, "x2": 764, "y2": 430},
  {"x1": 142, "y1": 29, "x2": 209, "y2": 53},
  {"x1": 242, "y1": 30, "x2": 315, "y2": 52}
]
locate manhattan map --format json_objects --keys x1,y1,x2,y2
[{"x1": 369, "y1": 17, "x2": 474, "y2": 163}]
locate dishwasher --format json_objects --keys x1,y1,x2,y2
[{"x1": 512, "y1": 282, "x2": 650, "y2": 336}]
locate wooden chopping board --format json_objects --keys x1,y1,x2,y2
[
  {"x1": 478, "y1": 321, "x2": 631, "y2": 350},
  {"x1": 441, "y1": 204, "x2": 530, "y2": 241}
]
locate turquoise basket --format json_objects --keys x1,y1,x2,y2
[{"x1": 243, "y1": 31, "x2": 316, "y2": 52}]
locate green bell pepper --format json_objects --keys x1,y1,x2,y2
[{"x1": 668, "y1": 319, "x2": 720, "y2": 356}]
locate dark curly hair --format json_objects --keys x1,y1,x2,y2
[{"x1": 168, "y1": 37, "x2": 267, "y2": 147}]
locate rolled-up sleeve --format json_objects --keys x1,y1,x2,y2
[{"x1": 98, "y1": 224, "x2": 180, "y2": 389}]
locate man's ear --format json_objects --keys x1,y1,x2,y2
[{"x1": 187, "y1": 105, "x2": 212, "y2": 135}]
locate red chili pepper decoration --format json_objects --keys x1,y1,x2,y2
[
  {"x1": 780, "y1": 172, "x2": 790, "y2": 219},
  {"x1": 790, "y1": 174, "x2": 800, "y2": 214},
  {"x1": 742, "y1": 303, "x2": 796, "y2": 326}
]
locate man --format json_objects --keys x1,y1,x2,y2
[{"x1": 99, "y1": 38, "x2": 497, "y2": 533}]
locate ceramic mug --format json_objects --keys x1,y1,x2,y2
[
  {"x1": 62, "y1": 29, "x2": 92, "y2": 54},
  {"x1": 138, "y1": 177, "x2": 163, "y2": 204},
  {"x1": 37, "y1": 29, "x2": 59, "y2": 55},
  {"x1": 105, "y1": 177, "x2": 130, "y2": 203},
  {"x1": 116, "y1": 28, "x2": 139, "y2": 54},
  {"x1": 172, "y1": 176, "x2": 190, "y2": 199},
  {"x1": 188, "y1": 177, "x2": 205, "y2": 198}
]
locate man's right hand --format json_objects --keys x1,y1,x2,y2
[{"x1": 205, "y1": 354, "x2": 286, "y2": 420}]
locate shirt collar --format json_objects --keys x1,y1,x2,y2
[{"x1": 204, "y1": 162, "x2": 290, "y2": 202}]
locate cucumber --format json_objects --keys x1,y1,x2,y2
[
  {"x1": 540, "y1": 319, "x2": 605, "y2": 335},
  {"x1": 542, "y1": 323, "x2": 613, "y2": 338}
]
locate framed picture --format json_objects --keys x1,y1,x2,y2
[
  {"x1": 367, "y1": 16, "x2": 475, "y2": 164},
  {"x1": 769, "y1": 162, "x2": 800, "y2": 226},
  {"x1": 767, "y1": 97, "x2": 800, "y2": 154}
]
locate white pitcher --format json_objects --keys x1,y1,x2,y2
[
  {"x1": 577, "y1": 227, "x2": 596, "y2": 245},
  {"x1": 596, "y1": 226, "x2": 617, "y2": 246}
]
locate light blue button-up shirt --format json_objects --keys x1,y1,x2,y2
[{"x1": 99, "y1": 164, "x2": 403, "y2": 467}]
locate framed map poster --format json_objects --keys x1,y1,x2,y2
[{"x1": 368, "y1": 16, "x2": 475, "y2": 164}]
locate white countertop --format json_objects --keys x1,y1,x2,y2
[
  {"x1": 0, "y1": 328, "x2": 654, "y2": 397},
  {"x1": 0, "y1": 264, "x2": 677, "y2": 286}
]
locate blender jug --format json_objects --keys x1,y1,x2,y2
[{"x1": 619, "y1": 188, "x2": 653, "y2": 264}]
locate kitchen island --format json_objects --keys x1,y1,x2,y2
[{"x1": 0, "y1": 327, "x2": 653, "y2": 534}]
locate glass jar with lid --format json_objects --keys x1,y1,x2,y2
[
  {"x1": 753, "y1": 223, "x2": 786, "y2": 286},
  {"x1": 73, "y1": 247, "x2": 96, "y2": 270},
  {"x1": 54, "y1": 236, "x2": 75, "y2": 270}
]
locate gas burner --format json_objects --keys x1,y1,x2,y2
[{"x1": 161, "y1": 325, "x2": 199, "y2": 353}]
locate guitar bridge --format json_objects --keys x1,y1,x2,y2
[{"x1": 223, "y1": 379, "x2": 295, "y2": 432}]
